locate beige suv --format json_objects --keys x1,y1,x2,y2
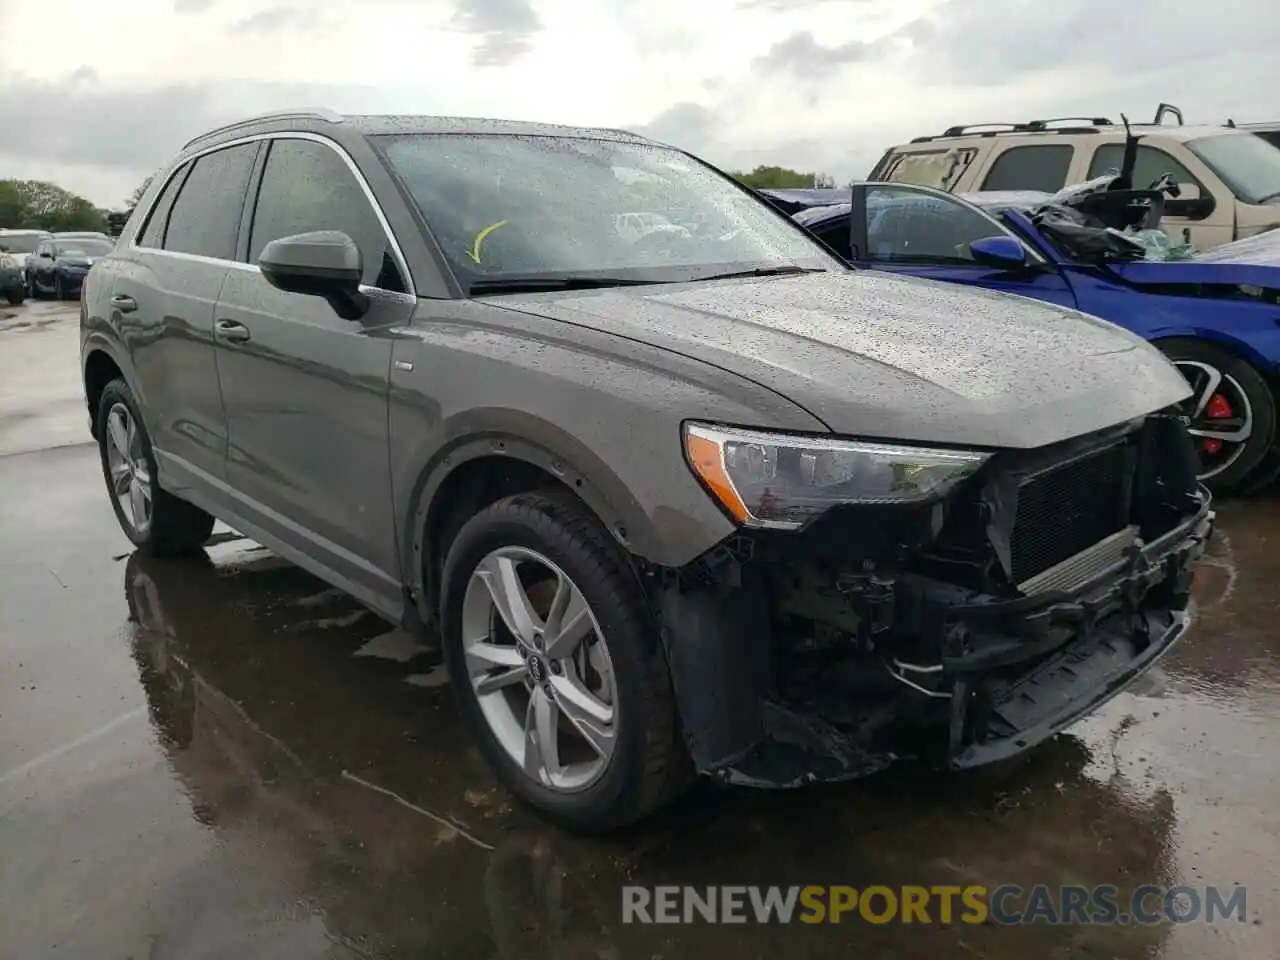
[{"x1": 869, "y1": 108, "x2": 1280, "y2": 251}]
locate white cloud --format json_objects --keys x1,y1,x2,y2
[{"x1": 0, "y1": 0, "x2": 1276, "y2": 207}]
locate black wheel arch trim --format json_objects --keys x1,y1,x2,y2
[
  {"x1": 81, "y1": 334, "x2": 146, "y2": 436},
  {"x1": 401, "y1": 430, "x2": 666, "y2": 628}
]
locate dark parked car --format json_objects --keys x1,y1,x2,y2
[
  {"x1": 81, "y1": 110, "x2": 1212, "y2": 832},
  {"x1": 27, "y1": 236, "x2": 114, "y2": 300}
]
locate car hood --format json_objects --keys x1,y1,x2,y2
[
  {"x1": 492, "y1": 270, "x2": 1191, "y2": 449},
  {"x1": 1107, "y1": 229, "x2": 1280, "y2": 286}
]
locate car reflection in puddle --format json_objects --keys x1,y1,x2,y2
[{"x1": 123, "y1": 538, "x2": 1185, "y2": 959}]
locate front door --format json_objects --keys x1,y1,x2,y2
[
  {"x1": 213, "y1": 135, "x2": 417, "y2": 610},
  {"x1": 1083, "y1": 142, "x2": 1234, "y2": 251},
  {"x1": 847, "y1": 183, "x2": 1080, "y2": 310}
]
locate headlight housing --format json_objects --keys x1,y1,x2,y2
[{"x1": 683, "y1": 422, "x2": 990, "y2": 530}]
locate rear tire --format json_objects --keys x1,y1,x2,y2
[
  {"x1": 440, "y1": 489, "x2": 690, "y2": 834},
  {"x1": 1156, "y1": 339, "x2": 1276, "y2": 495},
  {"x1": 96, "y1": 378, "x2": 215, "y2": 557}
]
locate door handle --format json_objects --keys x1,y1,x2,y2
[
  {"x1": 215, "y1": 319, "x2": 251, "y2": 343},
  {"x1": 111, "y1": 294, "x2": 137, "y2": 313}
]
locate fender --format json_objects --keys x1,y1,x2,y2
[
  {"x1": 396, "y1": 408, "x2": 727, "y2": 625},
  {"x1": 1149, "y1": 326, "x2": 1280, "y2": 374}
]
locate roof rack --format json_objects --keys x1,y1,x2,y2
[
  {"x1": 182, "y1": 108, "x2": 345, "y2": 149},
  {"x1": 936, "y1": 116, "x2": 1114, "y2": 138},
  {"x1": 1152, "y1": 102, "x2": 1184, "y2": 125}
]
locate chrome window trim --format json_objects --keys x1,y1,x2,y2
[{"x1": 128, "y1": 130, "x2": 416, "y2": 297}]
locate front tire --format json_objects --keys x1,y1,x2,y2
[
  {"x1": 4, "y1": 289, "x2": 22, "y2": 305},
  {"x1": 440, "y1": 489, "x2": 689, "y2": 833},
  {"x1": 96, "y1": 378, "x2": 215, "y2": 556},
  {"x1": 1156, "y1": 339, "x2": 1277, "y2": 495},
  {"x1": 54, "y1": 274, "x2": 67, "y2": 300}
]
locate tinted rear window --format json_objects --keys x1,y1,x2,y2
[
  {"x1": 137, "y1": 166, "x2": 188, "y2": 249},
  {"x1": 163, "y1": 143, "x2": 258, "y2": 260},
  {"x1": 981, "y1": 145, "x2": 1074, "y2": 192}
]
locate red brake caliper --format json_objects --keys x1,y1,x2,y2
[{"x1": 1201, "y1": 393, "x2": 1233, "y2": 456}]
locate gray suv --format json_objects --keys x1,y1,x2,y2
[{"x1": 81, "y1": 109, "x2": 1213, "y2": 832}]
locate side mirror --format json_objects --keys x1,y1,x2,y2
[
  {"x1": 969, "y1": 234, "x2": 1028, "y2": 269},
  {"x1": 259, "y1": 230, "x2": 369, "y2": 320}
]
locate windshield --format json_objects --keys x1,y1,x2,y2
[
  {"x1": 0, "y1": 235, "x2": 43, "y2": 254},
  {"x1": 376, "y1": 134, "x2": 840, "y2": 291},
  {"x1": 1187, "y1": 133, "x2": 1280, "y2": 204},
  {"x1": 54, "y1": 240, "x2": 112, "y2": 258}
]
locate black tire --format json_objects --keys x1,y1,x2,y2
[
  {"x1": 440, "y1": 489, "x2": 690, "y2": 833},
  {"x1": 96, "y1": 378, "x2": 215, "y2": 556},
  {"x1": 54, "y1": 274, "x2": 67, "y2": 300},
  {"x1": 4, "y1": 288, "x2": 22, "y2": 306},
  {"x1": 1156, "y1": 338, "x2": 1277, "y2": 495}
]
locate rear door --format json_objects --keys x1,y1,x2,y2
[
  {"x1": 213, "y1": 135, "x2": 417, "y2": 609},
  {"x1": 846, "y1": 183, "x2": 1079, "y2": 309},
  {"x1": 108, "y1": 141, "x2": 260, "y2": 492}
]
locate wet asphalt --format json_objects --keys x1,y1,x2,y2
[{"x1": 1, "y1": 300, "x2": 1276, "y2": 959}]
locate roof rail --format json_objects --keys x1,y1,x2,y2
[
  {"x1": 1152, "y1": 102, "x2": 1184, "y2": 125},
  {"x1": 936, "y1": 116, "x2": 1112, "y2": 139},
  {"x1": 940, "y1": 122, "x2": 1021, "y2": 137},
  {"x1": 1025, "y1": 116, "x2": 1113, "y2": 127},
  {"x1": 182, "y1": 107, "x2": 344, "y2": 149}
]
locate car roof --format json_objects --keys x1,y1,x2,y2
[
  {"x1": 180, "y1": 108, "x2": 659, "y2": 155},
  {"x1": 0, "y1": 228, "x2": 52, "y2": 236}
]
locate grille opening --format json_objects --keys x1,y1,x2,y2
[{"x1": 1009, "y1": 443, "x2": 1130, "y2": 584}]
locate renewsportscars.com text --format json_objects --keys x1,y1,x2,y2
[{"x1": 621, "y1": 884, "x2": 1248, "y2": 926}]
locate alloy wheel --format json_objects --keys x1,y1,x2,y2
[
  {"x1": 104, "y1": 402, "x2": 153, "y2": 536},
  {"x1": 1173, "y1": 359, "x2": 1254, "y2": 479},
  {"x1": 460, "y1": 545, "x2": 617, "y2": 792}
]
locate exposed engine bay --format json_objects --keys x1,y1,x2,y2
[{"x1": 650, "y1": 412, "x2": 1214, "y2": 788}]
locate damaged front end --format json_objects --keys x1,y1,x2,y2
[{"x1": 652, "y1": 413, "x2": 1213, "y2": 788}]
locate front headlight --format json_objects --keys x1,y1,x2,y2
[{"x1": 683, "y1": 421, "x2": 990, "y2": 530}]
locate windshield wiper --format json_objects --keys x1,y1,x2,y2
[
  {"x1": 696, "y1": 265, "x2": 829, "y2": 281},
  {"x1": 469, "y1": 276, "x2": 659, "y2": 295}
]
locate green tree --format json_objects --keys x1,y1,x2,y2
[
  {"x1": 729, "y1": 165, "x2": 834, "y2": 189},
  {"x1": 0, "y1": 179, "x2": 107, "y2": 232}
]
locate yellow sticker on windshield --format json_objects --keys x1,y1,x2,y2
[{"x1": 467, "y1": 220, "x2": 510, "y2": 264}]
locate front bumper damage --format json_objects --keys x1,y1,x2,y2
[{"x1": 651, "y1": 413, "x2": 1214, "y2": 788}]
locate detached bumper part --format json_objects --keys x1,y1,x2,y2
[{"x1": 657, "y1": 475, "x2": 1212, "y2": 789}]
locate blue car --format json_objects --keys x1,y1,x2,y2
[{"x1": 793, "y1": 182, "x2": 1280, "y2": 494}]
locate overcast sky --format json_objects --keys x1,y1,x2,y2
[{"x1": 1, "y1": 0, "x2": 1276, "y2": 208}]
